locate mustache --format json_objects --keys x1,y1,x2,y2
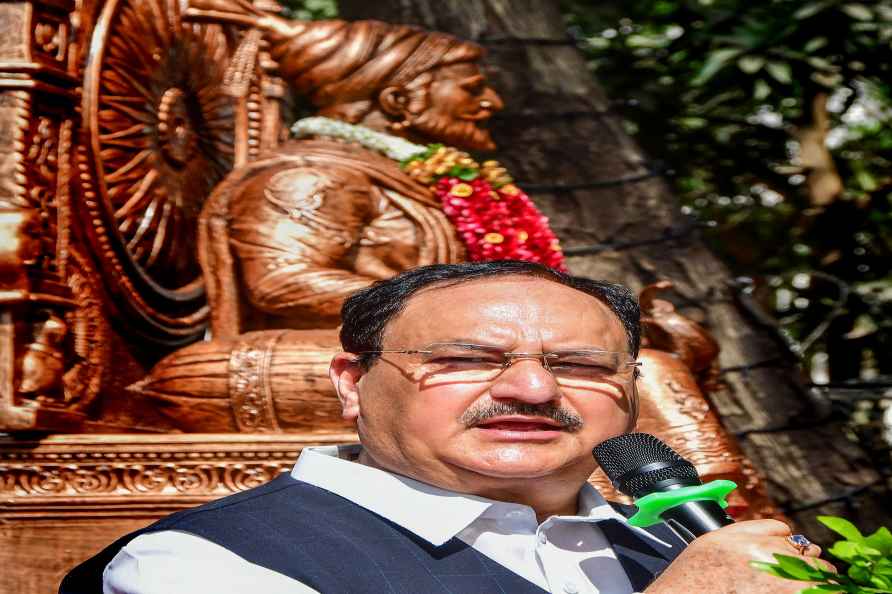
[
  {"x1": 411, "y1": 111, "x2": 494, "y2": 151},
  {"x1": 460, "y1": 401, "x2": 584, "y2": 432}
]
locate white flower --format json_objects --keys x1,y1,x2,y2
[{"x1": 290, "y1": 117, "x2": 426, "y2": 162}]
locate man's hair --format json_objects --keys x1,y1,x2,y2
[{"x1": 340, "y1": 261, "x2": 640, "y2": 367}]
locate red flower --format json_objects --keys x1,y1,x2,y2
[{"x1": 434, "y1": 176, "x2": 566, "y2": 271}]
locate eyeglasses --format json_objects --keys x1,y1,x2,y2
[{"x1": 357, "y1": 342, "x2": 640, "y2": 385}]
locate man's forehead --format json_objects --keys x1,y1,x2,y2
[
  {"x1": 433, "y1": 62, "x2": 485, "y2": 80},
  {"x1": 383, "y1": 276, "x2": 624, "y2": 345}
]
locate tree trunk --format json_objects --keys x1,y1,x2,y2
[{"x1": 339, "y1": 0, "x2": 891, "y2": 540}]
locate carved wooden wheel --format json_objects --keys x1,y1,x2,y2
[{"x1": 78, "y1": 0, "x2": 235, "y2": 344}]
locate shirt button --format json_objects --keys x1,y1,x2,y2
[{"x1": 563, "y1": 582, "x2": 579, "y2": 594}]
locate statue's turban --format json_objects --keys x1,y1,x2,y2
[{"x1": 270, "y1": 20, "x2": 483, "y2": 107}]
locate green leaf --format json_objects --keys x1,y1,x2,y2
[
  {"x1": 754, "y1": 79, "x2": 771, "y2": 100},
  {"x1": 842, "y1": 4, "x2": 874, "y2": 20},
  {"x1": 750, "y1": 560, "x2": 798, "y2": 580},
  {"x1": 692, "y1": 48, "x2": 742, "y2": 85},
  {"x1": 766, "y1": 61, "x2": 793, "y2": 84},
  {"x1": 871, "y1": 573, "x2": 892, "y2": 590},
  {"x1": 804, "y1": 37, "x2": 829, "y2": 53},
  {"x1": 738, "y1": 55, "x2": 765, "y2": 73},
  {"x1": 844, "y1": 314, "x2": 879, "y2": 339},
  {"x1": 773, "y1": 554, "x2": 824, "y2": 581},
  {"x1": 798, "y1": 587, "x2": 852, "y2": 594},
  {"x1": 819, "y1": 516, "x2": 865, "y2": 542},
  {"x1": 811, "y1": 71, "x2": 843, "y2": 87},
  {"x1": 807, "y1": 56, "x2": 834, "y2": 71},
  {"x1": 795, "y1": 2, "x2": 831, "y2": 19},
  {"x1": 864, "y1": 527, "x2": 892, "y2": 555},
  {"x1": 848, "y1": 562, "x2": 871, "y2": 584},
  {"x1": 856, "y1": 169, "x2": 878, "y2": 191},
  {"x1": 829, "y1": 540, "x2": 862, "y2": 562}
]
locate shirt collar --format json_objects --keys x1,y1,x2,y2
[{"x1": 291, "y1": 444, "x2": 670, "y2": 548}]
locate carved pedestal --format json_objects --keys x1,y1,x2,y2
[{"x1": 0, "y1": 432, "x2": 356, "y2": 593}]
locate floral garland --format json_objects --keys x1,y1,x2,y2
[{"x1": 291, "y1": 117, "x2": 566, "y2": 270}]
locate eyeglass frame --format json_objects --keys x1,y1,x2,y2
[{"x1": 354, "y1": 342, "x2": 642, "y2": 381}]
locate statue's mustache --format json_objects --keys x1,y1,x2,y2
[{"x1": 460, "y1": 401, "x2": 584, "y2": 432}]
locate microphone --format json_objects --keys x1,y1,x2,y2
[{"x1": 593, "y1": 432, "x2": 737, "y2": 543}]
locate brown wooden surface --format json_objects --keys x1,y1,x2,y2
[
  {"x1": 338, "y1": 0, "x2": 892, "y2": 541},
  {"x1": 0, "y1": 432, "x2": 357, "y2": 593},
  {"x1": 2, "y1": 518, "x2": 152, "y2": 594}
]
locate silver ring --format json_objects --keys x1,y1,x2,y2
[{"x1": 787, "y1": 534, "x2": 812, "y2": 555}]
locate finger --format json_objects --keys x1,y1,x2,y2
[
  {"x1": 802, "y1": 543, "x2": 822, "y2": 558},
  {"x1": 813, "y1": 558, "x2": 836, "y2": 573},
  {"x1": 794, "y1": 556, "x2": 836, "y2": 575},
  {"x1": 716, "y1": 519, "x2": 792, "y2": 537}
]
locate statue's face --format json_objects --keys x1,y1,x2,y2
[{"x1": 410, "y1": 62, "x2": 503, "y2": 151}]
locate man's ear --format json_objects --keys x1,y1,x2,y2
[
  {"x1": 329, "y1": 352, "x2": 365, "y2": 421},
  {"x1": 377, "y1": 86, "x2": 409, "y2": 118}
]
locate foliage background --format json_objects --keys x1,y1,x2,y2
[
  {"x1": 281, "y1": 0, "x2": 892, "y2": 497},
  {"x1": 561, "y1": 0, "x2": 891, "y2": 481}
]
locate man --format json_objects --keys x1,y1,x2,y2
[{"x1": 62, "y1": 261, "x2": 823, "y2": 593}]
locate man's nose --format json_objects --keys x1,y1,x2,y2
[
  {"x1": 482, "y1": 87, "x2": 504, "y2": 112},
  {"x1": 488, "y1": 358, "x2": 561, "y2": 404}
]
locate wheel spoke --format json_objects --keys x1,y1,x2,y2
[
  {"x1": 106, "y1": 149, "x2": 152, "y2": 183},
  {"x1": 114, "y1": 169, "x2": 158, "y2": 219},
  {"x1": 145, "y1": 200, "x2": 172, "y2": 268},
  {"x1": 127, "y1": 195, "x2": 161, "y2": 253}
]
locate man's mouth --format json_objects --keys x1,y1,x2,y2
[
  {"x1": 473, "y1": 416, "x2": 566, "y2": 439},
  {"x1": 461, "y1": 111, "x2": 491, "y2": 122}
]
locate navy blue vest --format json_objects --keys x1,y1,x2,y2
[{"x1": 60, "y1": 474, "x2": 685, "y2": 593}]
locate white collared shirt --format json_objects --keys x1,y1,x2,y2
[{"x1": 104, "y1": 445, "x2": 670, "y2": 594}]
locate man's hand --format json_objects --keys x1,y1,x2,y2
[{"x1": 645, "y1": 519, "x2": 832, "y2": 594}]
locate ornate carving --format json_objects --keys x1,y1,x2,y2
[
  {"x1": 74, "y1": 0, "x2": 238, "y2": 343},
  {"x1": 33, "y1": 19, "x2": 67, "y2": 61},
  {"x1": 229, "y1": 331, "x2": 284, "y2": 432},
  {"x1": 7, "y1": 461, "x2": 294, "y2": 497},
  {"x1": 0, "y1": 91, "x2": 31, "y2": 210},
  {"x1": 26, "y1": 114, "x2": 61, "y2": 270},
  {"x1": 0, "y1": 78, "x2": 93, "y2": 429},
  {"x1": 59, "y1": 247, "x2": 109, "y2": 408},
  {"x1": 18, "y1": 310, "x2": 67, "y2": 396},
  {"x1": 0, "y1": 433, "x2": 353, "y2": 505}
]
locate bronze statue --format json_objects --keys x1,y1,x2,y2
[{"x1": 191, "y1": 7, "x2": 506, "y2": 335}]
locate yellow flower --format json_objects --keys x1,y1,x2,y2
[
  {"x1": 517, "y1": 231, "x2": 529, "y2": 242},
  {"x1": 450, "y1": 183, "x2": 474, "y2": 197},
  {"x1": 501, "y1": 184, "x2": 520, "y2": 196},
  {"x1": 484, "y1": 232, "x2": 505, "y2": 244}
]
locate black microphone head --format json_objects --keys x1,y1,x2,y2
[{"x1": 593, "y1": 432, "x2": 700, "y2": 498}]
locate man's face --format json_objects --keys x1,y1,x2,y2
[
  {"x1": 410, "y1": 62, "x2": 504, "y2": 151},
  {"x1": 340, "y1": 277, "x2": 634, "y2": 494}
]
